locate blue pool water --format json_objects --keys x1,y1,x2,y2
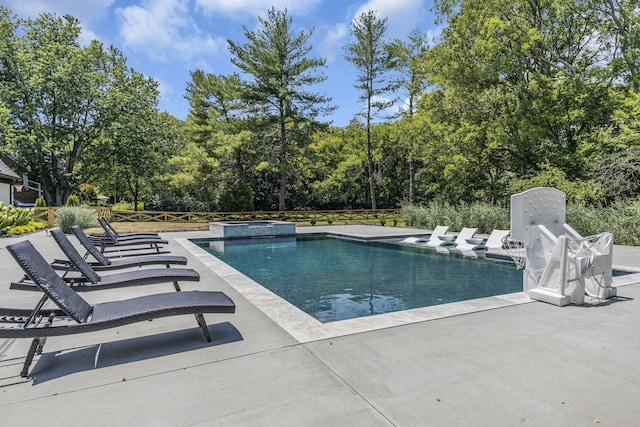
[{"x1": 197, "y1": 236, "x2": 522, "y2": 323}]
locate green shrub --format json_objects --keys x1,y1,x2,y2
[
  {"x1": 219, "y1": 182, "x2": 253, "y2": 211},
  {"x1": 403, "y1": 201, "x2": 640, "y2": 245},
  {"x1": 112, "y1": 202, "x2": 145, "y2": 211},
  {"x1": 34, "y1": 196, "x2": 46, "y2": 207},
  {"x1": 65, "y1": 195, "x2": 80, "y2": 206},
  {"x1": 402, "y1": 202, "x2": 509, "y2": 234},
  {"x1": 567, "y1": 202, "x2": 640, "y2": 246},
  {"x1": 145, "y1": 194, "x2": 212, "y2": 212},
  {"x1": 508, "y1": 166, "x2": 605, "y2": 206},
  {"x1": 0, "y1": 204, "x2": 33, "y2": 235},
  {"x1": 54, "y1": 207, "x2": 98, "y2": 233},
  {"x1": 78, "y1": 183, "x2": 98, "y2": 205},
  {"x1": 402, "y1": 202, "x2": 510, "y2": 233}
]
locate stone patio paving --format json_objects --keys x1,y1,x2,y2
[{"x1": 1, "y1": 225, "x2": 639, "y2": 426}]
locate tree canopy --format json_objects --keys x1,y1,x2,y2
[
  {"x1": 0, "y1": 8, "x2": 169, "y2": 206},
  {"x1": 3, "y1": 3, "x2": 640, "y2": 211}
]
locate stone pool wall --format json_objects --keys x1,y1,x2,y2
[{"x1": 209, "y1": 221, "x2": 296, "y2": 238}]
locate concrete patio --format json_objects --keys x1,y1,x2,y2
[{"x1": 1, "y1": 225, "x2": 639, "y2": 426}]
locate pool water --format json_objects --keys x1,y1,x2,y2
[{"x1": 197, "y1": 236, "x2": 522, "y2": 323}]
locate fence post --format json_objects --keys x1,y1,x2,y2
[{"x1": 47, "y1": 207, "x2": 55, "y2": 228}]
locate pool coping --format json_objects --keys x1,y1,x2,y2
[
  {"x1": 178, "y1": 235, "x2": 535, "y2": 343},
  {"x1": 177, "y1": 234, "x2": 640, "y2": 343}
]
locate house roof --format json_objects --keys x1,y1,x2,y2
[{"x1": 0, "y1": 157, "x2": 20, "y2": 181}]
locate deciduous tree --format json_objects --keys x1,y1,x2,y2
[
  {"x1": 81, "y1": 73, "x2": 182, "y2": 211},
  {"x1": 0, "y1": 10, "x2": 147, "y2": 206}
]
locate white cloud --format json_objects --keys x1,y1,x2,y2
[
  {"x1": 116, "y1": 0, "x2": 224, "y2": 61},
  {"x1": 318, "y1": 23, "x2": 348, "y2": 63},
  {"x1": 78, "y1": 27, "x2": 100, "y2": 47},
  {"x1": 195, "y1": 0, "x2": 322, "y2": 17},
  {"x1": 154, "y1": 76, "x2": 174, "y2": 99},
  {"x1": 353, "y1": 0, "x2": 428, "y2": 38},
  {"x1": 369, "y1": 94, "x2": 404, "y2": 119}
]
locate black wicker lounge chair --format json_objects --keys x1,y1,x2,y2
[
  {"x1": 90, "y1": 223, "x2": 169, "y2": 254},
  {"x1": 56, "y1": 226, "x2": 187, "y2": 271},
  {"x1": 92, "y1": 217, "x2": 163, "y2": 242},
  {"x1": 98, "y1": 216, "x2": 160, "y2": 238},
  {"x1": 2, "y1": 240, "x2": 235, "y2": 377},
  {"x1": 11, "y1": 230, "x2": 199, "y2": 292}
]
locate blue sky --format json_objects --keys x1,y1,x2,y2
[{"x1": 4, "y1": 0, "x2": 440, "y2": 127}]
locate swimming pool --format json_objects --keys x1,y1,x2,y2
[{"x1": 195, "y1": 235, "x2": 522, "y2": 323}]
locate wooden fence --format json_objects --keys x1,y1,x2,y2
[{"x1": 31, "y1": 207, "x2": 401, "y2": 228}]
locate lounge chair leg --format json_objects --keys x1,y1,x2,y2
[
  {"x1": 21, "y1": 337, "x2": 45, "y2": 377},
  {"x1": 36, "y1": 337, "x2": 47, "y2": 354},
  {"x1": 172, "y1": 281, "x2": 182, "y2": 292},
  {"x1": 195, "y1": 314, "x2": 212, "y2": 342}
]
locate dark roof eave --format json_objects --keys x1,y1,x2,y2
[{"x1": 0, "y1": 158, "x2": 21, "y2": 180}]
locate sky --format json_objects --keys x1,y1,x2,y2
[{"x1": 3, "y1": 0, "x2": 440, "y2": 127}]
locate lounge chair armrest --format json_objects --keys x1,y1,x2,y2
[
  {"x1": 63, "y1": 277, "x2": 92, "y2": 284},
  {"x1": 51, "y1": 259, "x2": 75, "y2": 271}
]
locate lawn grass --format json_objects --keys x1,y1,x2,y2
[{"x1": 86, "y1": 222, "x2": 210, "y2": 234}]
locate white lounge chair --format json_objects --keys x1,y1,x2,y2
[
  {"x1": 427, "y1": 226, "x2": 477, "y2": 247},
  {"x1": 427, "y1": 227, "x2": 477, "y2": 247},
  {"x1": 402, "y1": 236, "x2": 429, "y2": 244},
  {"x1": 456, "y1": 229, "x2": 510, "y2": 251},
  {"x1": 427, "y1": 227, "x2": 478, "y2": 253},
  {"x1": 427, "y1": 227, "x2": 476, "y2": 247},
  {"x1": 424, "y1": 225, "x2": 451, "y2": 246},
  {"x1": 454, "y1": 227, "x2": 477, "y2": 245}
]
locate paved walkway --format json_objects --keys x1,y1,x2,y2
[{"x1": 1, "y1": 226, "x2": 639, "y2": 426}]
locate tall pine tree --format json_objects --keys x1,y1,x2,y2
[
  {"x1": 344, "y1": 10, "x2": 394, "y2": 210},
  {"x1": 227, "y1": 7, "x2": 334, "y2": 211}
]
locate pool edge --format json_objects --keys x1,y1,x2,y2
[{"x1": 176, "y1": 237, "x2": 540, "y2": 343}]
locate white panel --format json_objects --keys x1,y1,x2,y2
[
  {"x1": 510, "y1": 187, "x2": 566, "y2": 243},
  {"x1": 0, "y1": 183, "x2": 11, "y2": 206}
]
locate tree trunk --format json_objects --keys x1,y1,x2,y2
[
  {"x1": 236, "y1": 149, "x2": 255, "y2": 211},
  {"x1": 44, "y1": 188, "x2": 53, "y2": 207},
  {"x1": 51, "y1": 155, "x2": 63, "y2": 206},
  {"x1": 409, "y1": 157, "x2": 414, "y2": 204},
  {"x1": 132, "y1": 179, "x2": 140, "y2": 211},
  {"x1": 366, "y1": 132, "x2": 376, "y2": 210},
  {"x1": 603, "y1": 0, "x2": 640, "y2": 92},
  {"x1": 408, "y1": 95, "x2": 415, "y2": 204},
  {"x1": 55, "y1": 187, "x2": 63, "y2": 206},
  {"x1": 366, "y1": 90, "x2": 377, "y2": 210},
  {"x1": 278, "y1": 118, "x2": 287, "y2": 211}
]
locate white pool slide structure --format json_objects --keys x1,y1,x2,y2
[{"x1": 506, "y1": 187, "x2": 616, "y2": 306}]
